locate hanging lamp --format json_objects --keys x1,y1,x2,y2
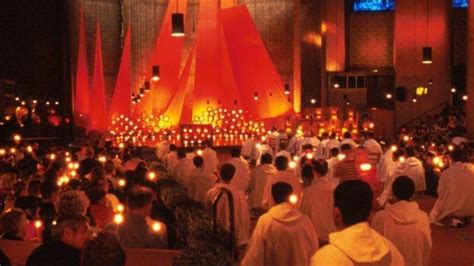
[{"x1": 171, "y1": 0, "x2": 185, "y2": 37}]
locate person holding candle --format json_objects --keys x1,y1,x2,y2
[
  {"x1": 242, "y1": 182, "x2": 318, "y2": 266},
  {"x1": 0, "y1": 208, "x2": 27, "y2": 240}
]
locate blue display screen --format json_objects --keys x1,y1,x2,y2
[
  {"x1": 353, "y1": 0, "x2": 395, "y2": 11},
  {"x1": 453, "y1": 0, "x2": 468, "y2": 8}
]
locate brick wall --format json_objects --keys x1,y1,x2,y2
[{"x1": 346, "y1": 11, "x2": 394, "y2": 70}]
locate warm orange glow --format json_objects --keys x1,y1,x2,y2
[
  {"x1": 337, "y1": 154, "x2": 346, "y2": 161},
  {"x1": 289, "y1": 194, "x2": 298, "y2": 204},
  {"x1": 13, "y1": 134, "x2": 21, "y2": 142},
  {"x1": 117, "y1": 204, "x2": 124, "y2": 213},
  {"x1": 360, "y1": 163, "x2": 372, "y2": 172},
  {"x1": 152, "y1": 222, "x2": 162, "y2": 232},
  {"x1": 34, "y1": 220, "x2": 42, "y2": 229},
  {"x1": 114, "y1": 214, "x2": 124, "y2": 224},
  {"x1": 148, "y1": 172, "x2": 157, "y2": 181},
  {"x1": 118, "y1": 179, "x2": 126, "y2": 187},
  {"x1": 289, "y1": 161, "x2": 297, "y2": 169}
]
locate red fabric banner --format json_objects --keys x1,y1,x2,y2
[
  {"x1": 133, "y1": 0, "x2": 188, "y2": 118},
  {"x1": 219, "y1": 5, "x2": 294, "y2": 119},
  {"x1": 109, "y1": 24, "x2": 131, "y2": 122},
  {"x1": 90, "y1": 23, "x2": 108, "y2": 131},
  {"x1": 73, "y1": 6, "x2": 91, "y2": 129}
]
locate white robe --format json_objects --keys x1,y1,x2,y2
[
  {"x1": 363, "y1": 138, "x2": 383, "y2": 163},
  {"x1": 227, "y1": 157, "x2": 250, "y2": 192},
  {"x1": 202, "y1": 147, "x2": 219, "y2": 174},
  {"x1": 155, "y1": 141, "x2": 170, "y2": 160},
  {"x1": 315, "y1": 139, "x2": 329, "y2": 159},
  {"x1": 205, "y1": 183, "x2": 250, "y2": 246},
  {"x1": 242, "y1": 139, "x2": 259, "y2": 160},
  {"x1": 326, "y1": 157, "x2": 339, "y2": 180},
  {"x1": 288, "y1": 134, "x2": 304, "y2": 155},
  {"x1": 371, "y1": 201, "x2": 431, "y2": 266},
  {"x1": 300, "y1": 177, "x2": 338, "y2": 241},
  {"x1": 174, "y1": 158, "x2": 195, "y2": 188},
  {"x1": 430, "y1": 162, "x2": 474, "y2": 222},
  {"x1": 262, "y1": 170, "x2": 303, "y2": 209},
  {"x1": 325, "y1": 139, "x2": 340, "y2": 159},
  {"x1": 340, "y1": 138, "x2": 358, "y2": 149},
  {"x1": 311, "y1": 222, "x2": 405, "y2": 266},
  {"x1": 188, "y1": 168, "x2": 216, "y2": 203},
  {"x1": 242, "y1": 203, "x2": 319, "y2": 266},
  {"x1": 163, "y1": 152, "x2": 178, "y2": 176},
  {"x1": 247, "y1": 164, "x2": 277, "y2": 209},
  {"x1": 377, "y1": 149, "x2": 395, "y2": 183},
  {"x1": 274, "y1": 150, "x2": 292, "y2": 164}
]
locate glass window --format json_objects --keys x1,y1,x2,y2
[
  {"x1": 353, "y1": 0, "x2": 395, "y2": 11},
  {"x1": 453, "y1": 0, "x2": 468, "y2": 8}
]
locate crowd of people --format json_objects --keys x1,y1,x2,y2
[{"x1": 0, "y1": 108, "x2": 471, "y2": 265}]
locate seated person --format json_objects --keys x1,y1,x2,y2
[
  {"x1": 26, "y1": 214, "x2": 91, "y2": 266},
  {"x1": 310, "y1": 180, "x2": 404, "y2": 266},
  {"x1": 82, "y1": 232, "x2": 126, "y2": 266},
  {"x1": 104, "y1": 186, "x2": 167, "y2": 249},
  {"x1": 372, "y1": 176, "x2": 431, "y2": 266},
  {"x1": 0, "y1": 208, "x2": 27, "y2": 240}
]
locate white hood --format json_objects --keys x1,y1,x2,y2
[
  {"x1": 386, "y1": 200, "x2": 421, "y2": 225},
  {"x1": 268, "y1": 203, "x2": 302, "y2": 223}
]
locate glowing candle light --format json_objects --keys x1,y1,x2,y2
[
  {"x1": 70, "y1": 170, "x2": 77, "y2": 177},
  {"x1": 256, "y1": 143, "x2": 262, "y2": 150},
  {"x1": 360, "y1": 163, "x2": 372, "y2": 171},
  {"x1": 289, "y1": 194, "x2": 298, "y2": 205},
  {"x1": 399, "y1": 156, "x2": 406, "y2": 163},
  {"x1": 10, "y1": 148, "x2": 16, "y2": 154},
  {"x1": 448, "y1": 145, "x2": 454, "y2": 152},
  {"x1": 337, "y1": 154, "x2": 346, "y2": 161},
  {"x1": 114, "y1": 214, "x2": 124, "y2": 225},
  {"x1": 196, "y1": 149, "x2": 203, "y2": 156},
  {"x1": 73, "y1": 162, "x2": 80, "y2": 169},
  {"x1": 49, "y1": 154, "x2": 56, "y2": 161},
  {"x1": 403, "y1": 135, "x2": 409, "y2": 142},
  {"x1": 293, "y1": 156, "x2": 299, "y2": 162},
  {"x1": 118, "y1": 179, "x2": 126, "y2": 187},
  {"x1": 289, "y1": 161, "x2": 297, "y2": 169},
  {"x1": 306, "y1": 153, "x2": 314, "y2": 159},
  {"x1": 98, "y1": 156, "x2": 107, "y2": 163},
  {"x1": 152, "y1": 222, "x2": 162, "y2": 232},
  {"x1": 65, "y1": 157, "x2": 71, "y2": 163},
  {"x1": 118, "y1": 143, "x2": 125, "y2": 149},
  {"x1": 433, "y1": 157, "x2": 441, "y2": 165},
  {"x1": 0, "y1": 149, "x2": 5, "y2": 156},
  {"x1": 390, "y1": 145, "x2": 398, "y2": 152},
  {"x1": 148, "y1": 172, "x2": 156, "y2": 181},
  {"x1": 34, "y1": 220, "x2": 42, "y2": 239},
  {"x1": 117, "y1": 204, "x2": 124, "y2": 213},
  {"x1": 13, "y1": 134, "x2": 21, "y2": 142}
]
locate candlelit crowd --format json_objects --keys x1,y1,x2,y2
[{"x1": 0, "y1": 108, "x2": 472, "y2": 265}]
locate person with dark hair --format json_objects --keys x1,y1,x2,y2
[
  {"x1": 26, "y1": 214, "x2": 91, "y2": 266},
  {"x1": 311, "y1": 180, "x2": 404, "y2": 265},
  {"x1": 263, "y1": 156, "x2": 302, "y2": 209},
  {"x1": 333, "y1": 144, "x2": 359, "y2": 182},
  {"x1": 0, "y1": 208, "x2": 27, "y2": 240},
  {"x1": 227, "y1": 147, "x2": 250, "y2": 192},
  {"x1": 242, "y1": 182, "x2": 318, "y2": 266},
  {"x1": 104, "y1": 186, "x2": 167, "y2": 249},
  {"x1": 326, "y1": 147, "x2": 340, "y2": 180},
  {"x1": 173, "y1": 149, "x2": 194, "y2": 189},
  {"x1": 301, "y1": 164, "x2": 314, "y2": 187},
  {"x1": 124, "y1": 149, "x2": 144, "y2": 171},
  {"x1": 87, "y1": 187, "x2": 115, "y2": 229},
  {"x1": 372, "y1": 176, "x2": 431, "y2": 266},
  {"x1": 202, "y1": 140, "x2": 219, "y2": 175},
  {"x1": 430, "y1": 150, "x2": 474, "y2": 226},
  {"x1": 275, "y1": 142, "x2": 292, "y2": 163},
  {"x1": 362, "y1": 132, "x2": 383, "y2": 164},
  {"x1": 315, "y1": 132, "x2": 330, "y2": 158},
  {"x1": 188, "y1": 156, "x2": 216, "y2": 203},
  {"x1": 247, "y1": 153, "x2": 276, "y2": 215},
  {"x1": 340, "y1": 131, "x2": 357, "y2": 149},
  {"x1": 39, "y1": 181, "x2": 59, "y2": 243},
  {"x1": 205, "y1": 163, "x2": 250, "y2": 247},
  {"x1": 300, "y1": 159, "x2": 337, "y2": 242},
  {"x1": 82, "y1": 232, "x2": 126, "y2": 266},
  {"x1": 324, "y1": 132, "x2": 340, "y2": 159}
]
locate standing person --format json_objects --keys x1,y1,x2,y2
[
  {"x1": 340, "y1": 132, "x2": 357, "y2": 149},
  {"x1": 262, "y1": 156, "x2": 302, "y2": 209},
  {"x1": 202, "y1": 140, "x2": 219, "y2": 175},
  {"x1": 310, "y1": 180, "x2": 404, "y2": 266},
  {"x1": 174, "y1": 149, "x2": 195, "y2": 189},
  {"x1": 242, "y1": 182, "x2": 319, "y2": 266},
  {"x1": 362, "y1": 132, "x2": 383, "y2": 164},
  {"x1": 205, "y1": 163, "x2": 250, "y2": 247},
  {"x1": 430, "y1": 150, "x2": 474, "y2": 226},
  {"x1": 82, "y1": 232, "x2": 126, "y2": 266},
  {"x1": 227, "y1": 148, "x2": 250, "y2": 193},
  {"x1": 372, "y1": 176, "x2": 431, "y2": 266},
  {"x1": 247, "y1": 154, "x2": 276, "y2": 215},
  {"x1": 333, "y1": 144, "x2": 359, "y2": 182},
  {"x1": 300, "y1": 160, "x2": 338, "y2": 243},
  {"x1": 163, "y1": 144, "x2": 178, "y2": 176},
  {"x1": 26, "y1": 214, "x2": 91, "y2": 266},
  {"x1": 188, "y1": 156, "x2": 216, "y2": 203}
]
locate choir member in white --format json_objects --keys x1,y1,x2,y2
[
  {"x1": 205, "y1": 163, "x2": 250, "y2": 247},
  {"x1": 202, "y1": 140, "x2": 219, "y2": 175},
  {"x1": 227, "y1": 148, "x2": 250, "y2": 192},
  {"x1": 174, "y1": 149, "x2": 194, "y2": 189},
  {"x1": 242, "y1": 182, "x2": 319, "y2": 266},
  {"x1": 247, "y1": 154, "x2": 276, "y2": 214},
  {"x1": 187, "y1": 156, "x2": 217, "y2": 203},
  {"x1": 262, "y1": 156, "x2": 302, "y2": 209},
  {"x1": 429, "y1": 150, "x2": 474, "y2": 226},
  {"x1": 372, "y1": 176, "x2": 431, "y2": 266},
  {"x1": 311, "y1": 180, "x2": 404, "y2": 265},
  {"x1": 300, "y1": 159, "x2": 338, "y2": 242},
  {"x1": 163, "y1": 144, "x2": 178, "y2": 177}
]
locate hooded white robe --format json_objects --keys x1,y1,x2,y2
[
  {"x1": 227, "y1": 157, "x2": 250, "y2": 192},
  {"x1": 430, "y1": 162, "x2": 474, "y2": 223},
  {"x1": 205, "y1": 183, "x2": 250, "y2": 246},
  {"x1": 311, "y1": 222, "x2": 405, "y2": 266},
  {"x1": 202, "y1": 147, "x2": 219, "y2": 174},
  {"x1": 300, "y1": 176, "x2": 338, "y2": 241},
  {"x1": 262, "y1": 170, "x2": 303, "y2": 209},
  {"x1": 188, "y1": 168, "x2": 216, "y2": 203},
  {"x1": 247, "y1": 164, "x2": 277, "y2": 209},
  {"x1": 242, "y1": 203, "x2": 319, "y2": 266},
  {"x1": 372, "y1": 201, "x2": 432, "y2": 266},
  {"x1": 174, "y1": 158, "x2": 195, "y2": 188}
]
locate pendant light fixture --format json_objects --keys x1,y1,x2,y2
[
  {"x1": 254, "y1": 92, "x2": 259, "y2": 101},
  {"x1": 171, "y1": 0, "x2": 185, "y2": 37},
  {"x1": 422, "y1": 0, "x2": 432, "y2": 64},
  {"x1": 284, "y1": 84, "x2": 290, "y2": 95},
  {"x1": 144, "y1": 81, "x2": 151, "y2": 92},
  {"x1": 152, "y1": 0, "x2": 160, "y2": 81}
]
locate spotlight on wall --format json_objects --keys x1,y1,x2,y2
[
  {"x1": 412, "y1": 98, "x2": 418, "y2": 103},
  {"x1": 451, "y1": 87, "x2": 456, "y2": 93},
  {"x1": 152, "y1": 65, "x2": 160, "y2": 81},
  {"x1": 310, "y1": 98, "x2": 316, "y2": 104},
  {"x1": 428, "y1": 79, "x2": 433, "y2": 85},
  {"x1": 462, "y1": 95, "x2": 468, "y2": 101},
  {"x1": 385, "y1": 93, "x2": 393, "y2": 99},
  {"x1": 253, "y1": 92, "x2": 259, "y2": 101}
]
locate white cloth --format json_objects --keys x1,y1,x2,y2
[
  {"x1": 326, "y1": 157, "x2": 339, "y2": 180},
  {"x1": 363, "y1": 138, "x2": 383, "y2": 163},
  {"x1": 377, "y1": 149, "x2": 395, "y2": 183},
  {"x1": 275, "y1": 150, "x2": 292, "y2": 163},
  {"x1": 242, "y1": 139, "x2": 259, "y2": 160},
  {"x1": 174, "y1": 158, "x2": 195, "y2": 188},
  {"x1": 247, "y1": 164, "x2": 277, "y2": 209},
  {"x1": 340, "y1": 138, "x2": 357, "y2": 149},
  {"x1": 227, "y1": 157, "x2": 250, "y2": 192},
  {"x1": 263, "y1": 170, "x2": 303, "y2": 209},
  {"x1": 430, "y1": 162, "x2": 474, "y2": 222},
  {"x1": 188, "y1": 168, "x2": 216, "y2": 203},
  {"x1": 242, "y1": 203, "x2": 319, "y2": 266},
  {"x1": 325, "y1": 139, "x2": 340, "y2": 159},
  {"x1": 205, "y1": 183, "x2": 250, "y2": 246},
  {"x1": 315, "y1": 139, "x2": 329, "y2": 159},
  {"x1": 163, "y1": 152, "x2": 178, "y2": 176},
  {"x1": 300, "y1": 137, "x2": 320, "y2": 155},
  {"x1": 311, "y1": 222, "x2": 405, "y2": 266},
  {"x1": 451, "y1": 136, "x2": 468, "y2": 146},
  {"x1": 300, "y1": 177, "x2": 338, "y2": 241},
  {"x1": 124, "y1": 158, "x2": 143, "y2": 171},
  {"x1": 155, "y1": 141, "x2": 170, "y2": 160},
  {"x1": 202, "y1": 147, "x2": 219, "y2": 174},
  {"x1": 372, "y1": 201, "x2": 431, "y2": 266},
  {"x1": 288, "y1": 134, "x2": 304, "y2": 155},
  {"x1": 105, "y1": 193, "x2": 120, "y2": 212}
]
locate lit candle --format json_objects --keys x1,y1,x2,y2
[
  {"x1": 34, "y1": 220, "x2": 42, "y2": 240},
  {"x1": 151, "y1": 222, "x2": 161, "y2": 232},
  {"x1": 289, "y1": 161, "x2": 297, "y2": 169},
  {"x1": 289, "y1": 194, "x2": 298, "y2": 205},
  {"x1": 118, "y1": 179, "x2": 126, "y2": 187},
  {"x1": 337, "y1": 154, "x2": 346, "y2": 161},
  {"x1": 116, "y1": 204, "x2": 124, "y2": 213},
  {"x1": 360, "y1": 163, "x2": 372, "y2": 171},
  {"x1": 148, "y1": 172, "x2": 156, "y2": 181}
]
